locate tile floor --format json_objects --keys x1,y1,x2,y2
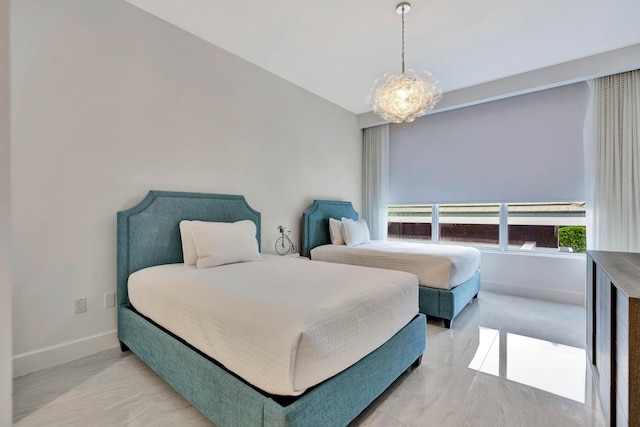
[{"x1": 13, "y1": 291, "x2": 605, "y2": 426}]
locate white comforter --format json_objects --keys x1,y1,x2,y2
[
  {"x1": 310, "y1": 240, "x2": 480, "y2": 290},
  {"x1": 128, "y1": 254, "x2": 418, "y2": 396}
]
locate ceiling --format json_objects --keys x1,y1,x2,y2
[{"x1": 124, "y1": 0, "x2": 640, "y2": 115}]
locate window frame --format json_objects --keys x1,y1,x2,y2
[{"x1": 388, "y1": 202, "x2": 586, "y2": 255}]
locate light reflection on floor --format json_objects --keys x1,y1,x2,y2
[{"x1": 468, "y1": 326, "x2": 586, "y2": 402}]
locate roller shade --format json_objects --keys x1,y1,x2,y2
[{"x1": 389, "y1": 82, "x2": 590, "y2": 204}]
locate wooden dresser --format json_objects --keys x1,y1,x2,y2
[{"x1": 587, "y1": 251, "x2": 640, "y2": 427}]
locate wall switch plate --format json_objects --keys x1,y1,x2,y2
[
  {"x1": 104, "y1": 293, "x2": 116, "y2": 308},
  {"x1": 74, "y1": 297, "x2": 87, "y2": 314}
]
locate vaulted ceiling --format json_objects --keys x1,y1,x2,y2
[{"x1": 125, "y1": 0, "x2": 640, "y2": 114}]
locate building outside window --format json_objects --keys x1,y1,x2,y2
[
  {"x1": 388, "y1": 205, "x2": 432, "y2": 241},
  {"x1": 438, "y1": 204, "x2": 500, "y2": 249},
  {"x1": 507, "y1": 202, "x2": 586, "y2": 253},
  {"x1": 388, "y1": 202, "x2": 586, "y2": 253}
]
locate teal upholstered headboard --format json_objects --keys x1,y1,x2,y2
[
  {"x1": 116, "y1": 191, "x2": 261, "y2": 307},
  {"x1": 301, "y1": 200, "x2": 358, "y2": 258}
]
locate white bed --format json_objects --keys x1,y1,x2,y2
[
  {"x1": 311, "y1": 241, "x2": 480, "y2": 290},
  {"x1": 302, "y1": 200, "x2": 482, "y2": 328},
  {"x1": 128, "y1": 254, "x2": 419, "y2": 397}
]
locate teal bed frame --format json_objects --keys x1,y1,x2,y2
[
  {"x1": 117, "y1": 191, "x2": 426, "y2": 426},
  {"x1": 301, "y1": 199, "x2": 480, "y2": 328}
]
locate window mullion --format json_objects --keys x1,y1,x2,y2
[
  {"x1": 432, "y1": 204, "x2": 439, "y2": 244},
  {"x1": 499, "y1": 203, "x2": 508, "y2": 251}
]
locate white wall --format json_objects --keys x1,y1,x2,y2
[
  {"x1": 11, "y1": 0, "x2": 361, "y2": 376},
  {"x1": 481, "y1": 252, "x2": 586, "y2": 305},
  {"x1": 1, "y1": 0, "x2": 11, "y2": 422}
]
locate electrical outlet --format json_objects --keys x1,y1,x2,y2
[
  {"x1": 104, "y1": 293, "x2": 116, "y2": 308},
  {"x1": 74, "y1": 297, "x2": 87, "y2": 314}
]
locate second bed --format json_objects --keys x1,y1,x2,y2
[{"x1": 301, "y1": 200, "x2": 481, "y2": 328}]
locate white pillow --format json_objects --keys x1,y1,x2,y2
[
  {"x1": 190, "y1": 220, "x2": 262, "y2": 269},
  {"x1": 329, "y1": 218, "x2": 345, "y2": 245},
  {"x1": 341, "y1": 217, "x2": 370, "y2": 247},
  {"x1": 179, "y1": 220, "x2": 198, "y2": 266}
]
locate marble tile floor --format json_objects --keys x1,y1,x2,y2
[{"x1": 13, "y1": 291, "x2": 605, "y2": 427}]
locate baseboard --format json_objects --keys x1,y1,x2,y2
[
  {"x1": 482, "y1": 280, "x2": 585, "y2": 306},
  {"x1": 13, "y1": 330, "x2": 119, "y2": 377}
]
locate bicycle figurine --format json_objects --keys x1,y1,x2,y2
[{"x1": 275, "y1": 225, "x2": 298, "y2": 255}]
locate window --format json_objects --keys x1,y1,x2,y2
[
  {"x1": 388, "y1": 202, "x2": 586, "y2": 253},
  {"x1": 388, "y1": 205, "x2": 432, "y2": 241},
  {"x1": 439, "y1": 204, "x2": 500, "y2": 249},
  {"x1": 508, "y1": 202, "x2": 586, "y2": 253}
]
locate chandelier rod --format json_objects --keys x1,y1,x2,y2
[{"x1": 401, "y1": 6, "x2": 405, "y2": 74}]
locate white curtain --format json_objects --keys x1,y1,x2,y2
[
  {"x1": 584, "y1": 80, "x2": 595, "y2": 250},
  {"x1": 591, "y1": 69, "x2": 640, "y2": 251},
  {"x1": 362, "y1": 124, "x2": 389, "y2": 240}
]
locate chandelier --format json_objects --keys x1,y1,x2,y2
[{"x1": 368, "y1": 2, "x2": 442, "y2": 123}]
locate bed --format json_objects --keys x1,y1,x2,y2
[
  {"x1": 301, "y1": 199, "x2": 481, "y2": 328},
  {"x1": 117, "y1": 190, "x2": 426, "y2": 426}
]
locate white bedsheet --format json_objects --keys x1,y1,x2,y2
[
  {"x1": 310, "y1": 241, "x2": 480, "y2": 290},
  {"x1": 128, "y1": 254, "x2": 418, "y2": 396}
]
